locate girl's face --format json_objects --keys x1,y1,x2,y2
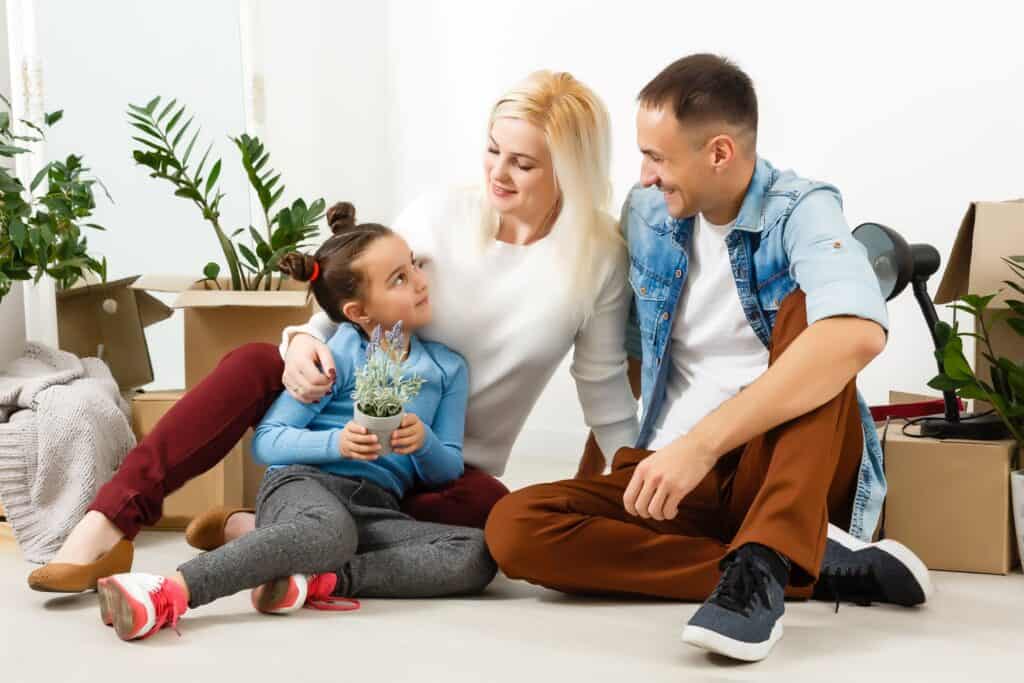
[
  {"x1": 344, "y1": 234, "x2": 431, "y2": 336},
  {"x1": 483, "y1": 117, "x2": 559, "y2": 223}
]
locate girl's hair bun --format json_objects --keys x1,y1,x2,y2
[
  {"x1": 326, "y1": 201, "x2": 357, "y2": 234},
  {"x1": 278, "y1": 251, "x2": 317, "y2": 282}
]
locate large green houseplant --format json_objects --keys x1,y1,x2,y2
[
  {"x1": 0, "y1": 95, "x2": 108, "y2": 304},
  {"x1": 127, "y1": 96, "x2": 324, "y2": 290}
]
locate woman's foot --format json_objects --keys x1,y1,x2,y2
[
  {"x1": 28, "y1": 511, "x2": 134, "y2": 593},
  {"x1": 184, "y1": 507, "x2": 255, "y2": 551},
  {"x1": 252, "y1": 573, "x2": 359, "y2": 614},
  {"x1": 50, "y1": 511, "x2": 124, "y2": 565},
  {"x1": 96, "y1": 573, "x2": 188, "y2": 641}
]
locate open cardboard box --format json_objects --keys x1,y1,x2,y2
[
  {"x1": 934, "y1": 199, "x2": 1024, "y2": 400},
  {"x1": 131, "y1": 274, "x2": 317, "y2": 509},
  {"x1": 57, "y1": 275, "x2": 173, "y2": 390},
  {"x1": 132, "y1": 274, "x2": 316, "y2": 388}
]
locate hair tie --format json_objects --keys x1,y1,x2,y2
[{"x1": 310, "y1": 260, "x2": 321, "y2": 283}]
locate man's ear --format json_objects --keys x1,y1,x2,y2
[
  {"x1": 708, "y1": 134, "x2": 736, "y2": 169},
  {"x1": 342, "y1": 300, "x2": 369, "y2": 324}
]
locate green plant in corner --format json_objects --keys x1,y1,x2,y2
[
  {"x1": 128, "y1": 97, "x2": 324, "y2": 290},
  {"x1": 0, "y1": 95, "x2": 109, "y2": 303},
  {"x1": 929, "y1": 255, "x2": 1024, "y2": 448}
]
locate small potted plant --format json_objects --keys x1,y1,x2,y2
[{"x1": 351, "y1": 321, "x2": 425, "y2": 455}]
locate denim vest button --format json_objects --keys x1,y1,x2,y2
[
  {"x1": 675, "y1": 269, "x2": 682, "y2": 278},
  {"x1": 661, "y1": 312, "x2": 669, "y2": 321},
  {"x1": 640, "y1": 287, "x2": 647, "y2": 295}
]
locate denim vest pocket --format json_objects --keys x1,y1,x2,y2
[
  {"x1": 629, "y1": 261, "x2": 670, "y2": 343},
  {"x1": 755, "y1": 267, "x2": 795, "y2": 329}
]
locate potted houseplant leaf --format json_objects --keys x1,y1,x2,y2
[
  {"x1": 127, "y1": 96, "x2": 324, "y2": 290},
  {"x1": 1, "y1": 95, "x2": 109, "y2": 305},
  {"x1": 929, "y1": 255, "x2": 1024, "y2": 567},
  {"x1": 351, "y1": 321, "x2": 425, "y2": 456}
]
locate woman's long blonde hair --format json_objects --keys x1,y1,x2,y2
[{"x1": 479, "y1": 70, "x2": 624, "y2": 322}]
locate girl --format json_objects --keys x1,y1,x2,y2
[{"x1": 95, "y1": 203, "x2": 496, "y2": 641}]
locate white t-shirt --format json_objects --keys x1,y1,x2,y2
[
  {"x1": 647, "y1": 214, "x2": 770, "y2": 450},
  {"x1": 282, "y1": 186, "x2": 639, "y2": 475}
]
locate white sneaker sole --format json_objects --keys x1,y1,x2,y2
[
  {"x1": 827, "y1": 524, "x2": 934, "y2": 603},
  {"x1": 681, "y1": 621, "x2": 783, "y2": 662}
]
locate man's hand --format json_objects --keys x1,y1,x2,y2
[
  {"x1": 622, "y1": 436, "x2": 717, "y2": 521},
  {"x1": 339, "y1": 421, "x2": 382, "y2": 460},
  {"x1": 283, "y1": 333, "x2": 336, "y2": 403},
  {"x1": 391, "y1": 414, "x2": 426, "y2": 455}
]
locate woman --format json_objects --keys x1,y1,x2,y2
[{"x1": 29, "y1": 70, "x2": 639, "y2": 592}]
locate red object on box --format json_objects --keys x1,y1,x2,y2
[{"x1": 869, "y1": 398, "x2": 965, "y2": 422}]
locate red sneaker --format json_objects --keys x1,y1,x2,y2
[
  {"x1": 96, "y1": 573, "x2": 188, "y2": 641},
  {"x1": 252, "y1": 573, "x2": 360, "y2": 614}
]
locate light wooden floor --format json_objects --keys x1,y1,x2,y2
[{"x1": 2, "y1": 459, "x2": 1021, "y2": 683}]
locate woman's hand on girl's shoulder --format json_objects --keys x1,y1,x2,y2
[
  {"x1": 339, "y1": 421, "x2": 381, "y2": 460},
  {"x1": 283, "y1": 334, "x2": 336, "y2": 403}
]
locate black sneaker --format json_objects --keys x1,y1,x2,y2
[
  {"x1": 813, "y1": 524, "x2": 933, "y2": 610},
  {"x1": 682, "y1": 544, "x2": 787, "y2": 662}
]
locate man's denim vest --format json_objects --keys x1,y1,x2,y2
[{"x1": 623, "y1": 157, "x2": 887, "y2": 541}]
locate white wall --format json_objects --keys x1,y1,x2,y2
[
  {"x1": 20, "y1": 0, "x2": 1024, "y2": 456},
  {"x1": 0, "y1": 1, "x2": 27, "y2": 369},
  {"x1": 35, "y1": 0, "x2": 249, "y2": 389},
  {"x1": 242, "y1": 0, "x2": 394, "y2": 226},
  {"x1": 381, "y1": 0, "x2": 1024, "y2": 453}
]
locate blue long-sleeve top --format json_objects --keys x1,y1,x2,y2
[{"x1": 252, "y1": 324, "x2": 468, "y2": 498}]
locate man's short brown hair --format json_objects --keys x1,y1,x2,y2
[{"x1": 638, "y1": 54, "x2": 758, "y2": 141}]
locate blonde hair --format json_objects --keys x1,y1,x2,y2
[{"x1": 480, "y1": 70, "x2": 624, "y2": 321}]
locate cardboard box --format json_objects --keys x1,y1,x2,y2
[
  {"x1": 935, "y1": 200, "x2": 1024, "y2": 397},
  {"x1": 57, "y1": 275, "x2": 173, "y2": 390},
  {"x1": 880, "y1": 392, "x2": 1020, "y2": 574},
  {"x1": 132, "y1": 390, "x2": 245, "y2": 529},
  {"x1": 132, "y1": 275, "x2": 315, "y2": 389}
]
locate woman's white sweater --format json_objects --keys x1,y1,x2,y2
[{"x1": 281, "y1": 187, "x2": 638, "y2": 475}]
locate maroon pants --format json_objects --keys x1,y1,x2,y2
[{"x1": 90, "y1": 343, "x2": 510, "y2": 538}]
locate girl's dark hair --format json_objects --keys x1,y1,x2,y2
[{"x1": 278, "y1": 201, "x2": 393, "y2": 324}]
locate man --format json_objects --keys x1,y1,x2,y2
[{"x1": 485, "y1": 54, "x2": 931, "y2": 663}]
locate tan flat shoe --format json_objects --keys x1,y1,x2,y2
[
  {"x1": 27, "y1": 539, "x2": 134, "y2": 593},
  {"x1": 185, "y1": 506, "x2": 254, "y2": 551}
]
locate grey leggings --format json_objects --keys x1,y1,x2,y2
[{"x1": 179, "y1": 465, "x2": 497, "y2": 609}]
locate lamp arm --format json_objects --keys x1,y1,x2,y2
[{"x1": 912, "y1": 277, "x2": 961, "y2": 423}]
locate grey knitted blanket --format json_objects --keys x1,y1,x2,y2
[{"x1": 0, "y1": 343, "x2": 135, "y2": 563}]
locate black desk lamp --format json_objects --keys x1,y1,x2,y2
[{"x1": 852, "y1": 222, "x2": 1008, "y2": 440}]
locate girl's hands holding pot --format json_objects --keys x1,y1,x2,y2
[
  {"x1": 339, "y1": 421, "x2": 382, "y2": 460},
  {"x1": 391, "y1": 414, "x2": 426, "y2": 455}
]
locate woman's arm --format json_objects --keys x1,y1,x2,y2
[
  {"x1": 570, "y1": 249, "x2": 641, "y2": 465},
  {"x1": 279, "y1": 312, "x2": 339, "y2": 359},
  {"x1": 408, "y1": 358, "x2": 469, "y2": 487}
]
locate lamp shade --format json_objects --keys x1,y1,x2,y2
[{"x1": 852, "y1": 222, "x2": 914, "y2": 301}]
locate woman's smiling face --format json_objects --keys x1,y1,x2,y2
[{"x1": 483, "y1": 117, "x2": 559, "y2": 221}]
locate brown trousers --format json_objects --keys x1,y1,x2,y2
[{"x1": 484, "y1": 290, "x2": 864, "y2": 600}]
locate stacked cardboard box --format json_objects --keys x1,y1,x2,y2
[{"x1": 129, "y1": 275, "x2": 315, "y2": 527}]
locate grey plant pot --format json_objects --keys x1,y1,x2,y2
[{"x1": 354, "y1": 404, "x2": 404, "y2": 457}]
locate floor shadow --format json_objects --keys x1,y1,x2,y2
[{"x1": 42, "y1": 591, "x2": 98, "y2": 614}]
